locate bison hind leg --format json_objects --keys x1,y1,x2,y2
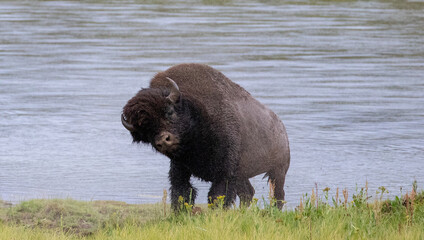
[
  {"x1": 265, "y1": 169, "x2": 287, "y2": 210},
  {"x1": 236, "y1": 179, "x2": 255, "y2": 207}
]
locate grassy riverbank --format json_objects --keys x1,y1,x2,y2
[{"x1": 1, "y1": 184, "x2": 423, "y2": 239}]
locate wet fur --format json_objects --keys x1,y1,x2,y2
[{"x1": 123, "y1": 64, "x2": 290, "y2": 210}]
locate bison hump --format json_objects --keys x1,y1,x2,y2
[{"x1": 150, "y1": 63, "x2": 250, "y2": 104}]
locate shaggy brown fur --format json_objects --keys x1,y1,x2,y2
[{"x1": 122, "y1": 64, "x2": 290, "y2": 210}]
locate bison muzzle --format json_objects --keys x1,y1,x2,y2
[{"x1": 122, "y1": 64, "x2": 290, "y2": 210}]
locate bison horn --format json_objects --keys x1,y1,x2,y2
[
  {"x1": 121, "y1": 114, "x2": 136, "y2": 132},
  {"x1": 165, "y1": 77, "x2": 181, "y2": 103}
]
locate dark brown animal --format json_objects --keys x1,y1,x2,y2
[{"x1": 122, "y1": 64, "x2": 290, "y2": 210}]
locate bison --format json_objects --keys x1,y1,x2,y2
[{"x1": 121, "y1": 64, "x2": 290, "y2": 210}]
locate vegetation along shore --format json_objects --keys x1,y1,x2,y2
[{"x1": 1, "y1": 183, "x2": 423, "y2": 240}]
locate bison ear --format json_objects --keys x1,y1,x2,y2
[{"x1": 165, "y1": 77, "x2": 181, "y2": 104}]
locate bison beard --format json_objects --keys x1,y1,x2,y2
[{"x1": 122, "y1": 64, "x2": 290, "y2": 211}]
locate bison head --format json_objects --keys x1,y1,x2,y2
[{"x1": 121, "y1": 78, "x2": 183, "y2": 157}]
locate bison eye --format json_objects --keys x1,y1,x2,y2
[{"x1": 165, "y1": 108, "x2": 176, "y2": 119}]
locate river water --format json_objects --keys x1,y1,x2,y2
[{"x1": 1, "y1": 0, "x2": 423, "y2": 207}]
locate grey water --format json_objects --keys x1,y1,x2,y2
[{"x1": 1, "y1": 0, "x2": 423, "y2": 207}]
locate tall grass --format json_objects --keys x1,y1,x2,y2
[{"x1": 1, "y1": 183, "x2": 423, "y2": 240}]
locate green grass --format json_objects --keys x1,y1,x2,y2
[{"x1": 1, "y1": 184, "x2": 424, "y2": 240}]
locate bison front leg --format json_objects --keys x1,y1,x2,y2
[
  {"x1": 169, "y1": 161, "x2": 197, "y2": 212},
  {"x1": 208, "y1": 178, "x2": 237, "y2": 208},
  {"x1": 236, "y1": 178, "x2": 255, "y2": 207}
]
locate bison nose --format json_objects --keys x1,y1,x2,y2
[{"x1": 155, "y1": 132, "x2": 176, "y2": 151}]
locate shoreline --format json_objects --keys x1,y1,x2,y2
[{"x1": 1, "y1": 186, "x2": 423, "y2": 239}]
